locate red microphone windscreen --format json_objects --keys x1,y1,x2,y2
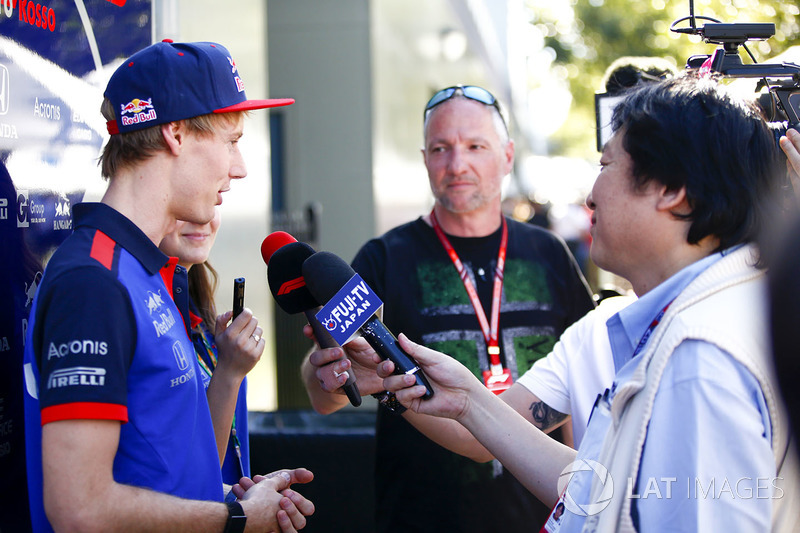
[{"x1": 261, "y1": 231, "x2": 297, "y2": 265}]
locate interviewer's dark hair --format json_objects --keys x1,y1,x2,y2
[{"x1": 611, "y1": 75, "x2": 784, "y2": 252}]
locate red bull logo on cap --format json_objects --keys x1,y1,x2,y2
[
  {"x1": 120, "y1": 97, "x2": 157, "y2": 128},
  {"x1": 120, "y1": 98, "x2": 153, "y2": 115},
  {"x1": 227, "y1": 56, "x2": 245, "y2": 92}
]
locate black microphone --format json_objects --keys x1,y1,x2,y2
[
  {"x1": 261, "y1": 232, "x2": 362, "y2": 407},
  {"x1": 302, "y1": 251, "x2": 434, "y2": 400}
]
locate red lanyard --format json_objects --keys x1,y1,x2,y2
[{"x1": 430, "y1": 210, "x2": 508, "y2": 371}]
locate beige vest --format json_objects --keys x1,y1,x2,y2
[{"x1": 583, "y1": 245, "x2": 800, "y2": 532}]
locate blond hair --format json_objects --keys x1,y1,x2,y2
[{"x1": 98, "y1": 99, "x2": 245, "y2": 179}]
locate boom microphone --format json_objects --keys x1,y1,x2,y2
[
  {"x1": 301, "y1": 251, "x2": 434, "y2": 400},
  {"x1": 261, "y1": 232, "x2": 362, "y2": 407}
]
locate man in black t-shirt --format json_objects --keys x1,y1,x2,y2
[{"x1": 302, "y1": 86, "x2": 594, "y2": 532}]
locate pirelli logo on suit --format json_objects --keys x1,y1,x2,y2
[{"x1": 47, "y1": 367, "x2": 106, "y2": 390}]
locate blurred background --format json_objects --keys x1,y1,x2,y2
[{"x1": 1, "y1": 0, "x2": 798, "y2": 530}]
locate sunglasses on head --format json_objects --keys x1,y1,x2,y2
[{"x1": 424, "y1": 85, "x2": 506, "y2": 128}]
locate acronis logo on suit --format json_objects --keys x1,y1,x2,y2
[{"x1": 315, "y1": 273, "x2": 382, "y2": 345}]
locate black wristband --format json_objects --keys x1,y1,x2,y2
[
  {"x1": 223, "y1": 500, "x2": 247, "y2": 533},
  {"x1": 372, "y1": 391, "x2": 407, "y2": 415}
]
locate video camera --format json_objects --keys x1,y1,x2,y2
[
  {"x1": 671, "y1": 9, "x2": 800, "y2": 143},
  {"x1": 595, "y1": 6, "x2": 800, "y2": 152}
]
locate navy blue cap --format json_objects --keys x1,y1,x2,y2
[{"x1": 104, "y1": 40, "x2": 294, "y2": 135}]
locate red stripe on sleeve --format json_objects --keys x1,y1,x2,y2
[
  {"x1": 90, "y1": 230, "x2": 116, "y2": 270},
  {"x1": 41, "y1": 402, "x2": 128, "y2": 425}
]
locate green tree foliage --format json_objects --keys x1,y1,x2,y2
[{"x1": 527, "y1": 0, "x2": 800, "y2": 158}]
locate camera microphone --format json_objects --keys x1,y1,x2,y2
[{"x1": 301, "y1": 250, "x2": 434, "y2": 400}]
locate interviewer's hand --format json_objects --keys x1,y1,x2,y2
[
  {"x1": 780, "y1": 128, "x2": 800, "y2": 202},
  {"x1": 214, "y1": 309, "x2": 264, "y2": 380},
  {"x1": 302, "y1": 325, "x2": 383, "y2": 395},
  {"x1": 378, "y1": 334, "x2": 480, "y2": 421}
]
